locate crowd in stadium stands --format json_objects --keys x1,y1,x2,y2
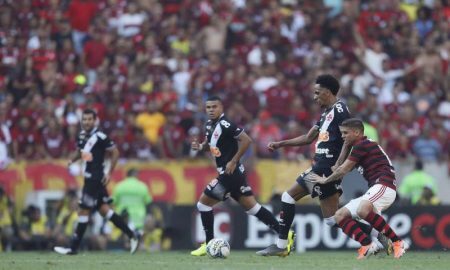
[
  {"x1": 0, "y1": 0, "x2": 448, "y2": 164},
  {"x1": 0, "y1": 0, "x2": 449, "y2": 251}
]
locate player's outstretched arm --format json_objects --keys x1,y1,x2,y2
[
  {"x1": 225, "y1": 131, "x2": 252, "y2": 174},
  {"x1": 311, "y1": 159, "x2": 356, "y2": 184},
  {"x1": 275, "y1": 126, "x2": 319, "y2": 149}
]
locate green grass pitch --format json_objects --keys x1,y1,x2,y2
[{"x1": 1, "y1": 251, "x2": 449, "y2": 270}]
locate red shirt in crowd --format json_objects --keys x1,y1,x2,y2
[
  {"x1": 83, "y1": 40, "x2": 108, "y2": 69},
  {"x1": 67, "y1": 0, "x2": 98, "y2": 32}
]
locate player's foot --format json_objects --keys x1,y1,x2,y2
[
  {"x1": 256, "y1": 244, "x2": 289, "y2": 257},
  {"x1": 191, "y1": 242, "x2": 207, "y2": 256},
  {"x1": 54, "y1": 246, "x2": 78, "y2": 255},
  {"x1": 130, "y1": 237, "x2": 139, "y2": 254},
  {"x1": 286, "y1": 230, "x2": 296, "y2": 254},
  {"x1": 377, "y1": 233, "x2": 393, "y2": 255},
  {"x1": 393, "y1": 240, "x2": 408, "y2": 259},
  {"x1": 357, "y1": 242, "x2": 378, "y2": 259}
]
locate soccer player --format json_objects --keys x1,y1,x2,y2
[
  {"x1": 310, "y1": 118, "x2": 407, "y2": 259},
  {"x1": 257, "y1": 74, "x2": 372, "y2": 256},
  {"x1": 190, "y1": 96, "x2": 295, "y2": 256},
  {"x1": 54, "y1": 109, "x2": 139, "y2": 255}
]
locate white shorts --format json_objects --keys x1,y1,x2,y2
[{"x1": 344, "y1": 184, "x2": 396, "y2": 219}]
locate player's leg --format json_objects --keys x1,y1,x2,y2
[
  {"x1": 356, "y1": 185, "x2": 406, "y2": 258},
  {"x1": 256, "y1": 182, "x2": 307, "y2": 256},
  {"x1": 237, "y1": 195, "x2": 280, "y2": 234},
  {"x1": 98, "y1": 203, "x2": 139, "y2": 254},
  {"x1": 54, "y1": 207, "x2": 90, "y2": 255},
  {"x1": 191, "y1": 180, "x2": 221, "y2": 256},
  {"x1": 54, "y1": 184, "x2": 96, "y2": 255},
  {"x1": 197, "y1": 192, "x2": 220, "y2": 244},
  {"x1": 334, "y1": 200, "x2": 378, "y2": 259}
]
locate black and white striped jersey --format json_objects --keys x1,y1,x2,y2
[
  {"x1": 313, "y1": 100, "x2": 350, "y2": 170},
  {"x1": 205, "y1": 114, "x2": 244, "y2": 174},
  {"x1": 77, "y1": 128, "x2": 115, "y2": 179}
]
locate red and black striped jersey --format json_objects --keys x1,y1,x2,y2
[{"x1": 348, "y1": 136, "x2": 396, "y2": 190}]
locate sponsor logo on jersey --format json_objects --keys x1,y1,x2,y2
[
  {"x1": 317, "y1": 131, "x2": 330, "y2": 142},
  {"x1": 240, "y1": 186, "x2": 252, "y2": 193},
  {"x1": 315, "y1": 148, "x2": 330, "y2": 154},
  {"x1": 357, "y1": 166, "x2": 364, "y2": 175},
  {"x1": 207, "y1": 178, "x2": 219, "y2": 190}
]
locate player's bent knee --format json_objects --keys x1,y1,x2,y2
[
  {"x1": 281, "y1": 192, "x2": 296, "y2": 204},
  {"x1": 245, "y1": 203, "x2": 261, "y2": 216},
  {"x1": 334, "y1": 209, "x2": 348, "y2": 224},
  {"x1": 197, "y1": 201, "x2": 213, "y2": 212},
  {"x1": 356, "y1": 207, "x2": 371, "y2": 219}
]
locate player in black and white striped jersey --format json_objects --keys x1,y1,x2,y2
[
  {"x1": 54, "y1": 109, "x2": 138, "y2": 255},
  {"x1": 190, "y1": 96, "x2": 295, "y2": 256}
]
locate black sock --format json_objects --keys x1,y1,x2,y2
[
  {"x1": 356, "y1": 221, "x2": 373, "y2": 236},
  {"x1": 110, "y1": 213, "x2": 134, "y2": 239},
  {"x1": 70, "y1": 221, "x2": 88, "y2": 251},
  {"x1": 200, "y1": 210, "x2": 214, "y2": 243},
  {"x1": 279, "y1": 202, "x2": 295, "y2": 239},
  {"x1": 255, "y1": 206, "x2": 280, "y2": 234}
]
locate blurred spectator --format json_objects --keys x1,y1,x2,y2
[
  {"x1": 247, "y1": 38, "x2": 277, "y2": 66},
  {"x1": 67, "y1": 0, "x2": 98, "y2": 54},
  {"x1": 142, "y1": 215, "x2": 163, "y2": 252},
  {"x1": 0, "y1": 103, "x2": 11, "y2": 169},
  {"x1": 135, "y1": 102, "x2": 166, "y2": 145},
  {"x1": 251, "y1": 111, "x2": 282, "y2": 159},
  {"x1": 112, "y1": 168, "x2": 152, "y2": 231},
  {"x1": 16, "y1": 205, "x2": 51, "y2": 250},
  {"x1": 0, "y1": 186, "x2": 15, "y2": 252},
  {"x1": 399, "y1": 160, "x2": 438, "y2": 204},
  {"x1": 52, "y1": 190, "x2": 78, "y2": 247},
  {"x1": 412, "y1": 129, "x2": 443, "y2": 162},
  {"x1": 416, "y1": 185, "x2": 441, "y2": 206},
  {"x1": 157, "y1": 112, "x2": 186, "y2": 159}
]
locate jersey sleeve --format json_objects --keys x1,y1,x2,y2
[
  {"x1": 348, "y1": 142, "x2": 367, "y2": 163},
  {"x1": 333, "y1": 102, "x2": 351, "y2": 125},
  {"x1": 220, "y1": 119, "x2": 244, "y2": 138},
  {"x1": 96, "y1": 131, "x2": 115, "y2": 149}
]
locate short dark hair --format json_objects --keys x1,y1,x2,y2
[
  {"x1": 82, "y1": 108, "x2": 97, "y2": 119},
  {"x1": 316, "y1": 74, "x2": 340, "y2": 95},
  {"x1": 340, "y1": 118, "x2": 364, "y2": 132},
  {"x1": 127, "y1": 168, "x2": 138, "y2": 177},
  {"x1": 414, "y1": 159, "x2": 424, "y2": 170},
  {"x1": 206, "y1": 96, "x2": 222, "y2": 103}
]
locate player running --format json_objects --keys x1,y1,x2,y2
[
  {"x1": 54, "y1": 109, "x2": 139, "y2": 255},
  {"x1": 310, "y1": 118, "x2": 407, "y2": 259},
  {"x1": 190, "y1": 96, "x2": 295, "y2": 256},
  {"x1": 257, "y1": 75, "x2": 389, "y2": 256}
]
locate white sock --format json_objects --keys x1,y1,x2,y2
[{"x1": 277, "y1": 239, "x2": 288, "y2": 249}]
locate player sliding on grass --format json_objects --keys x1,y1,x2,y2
[
  {"x1": 310, "y1": 118, "x2": 408, "y2": 259},
  {"x1": 190, "y1": 96, "x2": 295, "y2": 256}
]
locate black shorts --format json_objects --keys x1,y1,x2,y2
[
  {"x1": 296, "y1": 167, "x2": 343, "y2": 200},
  {"x1": 79, "y1": 177, "x2": 112, "y2": 210},
  {"x1": 204, "y1": 165, "x2": 253, "y2": 201}
]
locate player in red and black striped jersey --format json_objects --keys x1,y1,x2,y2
[
  {"x1": 311, "y1": 118, "x2": 407, "y2": 259},
  {"x1": 347, "y1": 134, "x2": 396, "y2": 190}
]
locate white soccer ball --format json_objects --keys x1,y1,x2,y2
[{"x1": 206, "y1": 238, "x2": 230, "y2": 258}]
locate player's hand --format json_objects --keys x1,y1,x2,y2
[
  {"x1": 331, "y1": 165, "x2": 338, "y2": 172},
  {"x1": 225, "y1": 160, "x2": 237, "y2": 175},
  {"x1": 267, "y1": 142, "x2": 280, "y2": 152},
  {"x1": 309, "y1": 173, "x2": 328, "y2": 184},
  {"x1": 102, "y1": 173, "x2": 111, "y2": 186},
  {"x1": 191, "y1": 138, "x2": 203, "y2": 151}
]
